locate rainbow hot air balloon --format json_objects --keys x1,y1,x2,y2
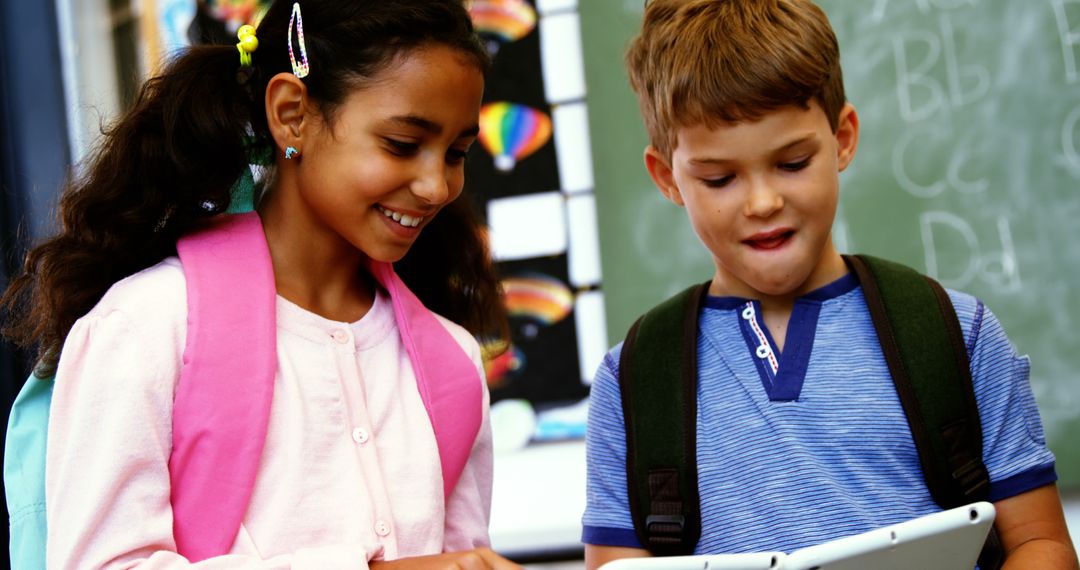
[
  {"x1": 480, "y1": 340, "x2": 526, "y2": 387},
  {"x1": 502, "y1": 273, "x2": 574, "y2": 326},
  {"x1": 467, "y1": 0, "x2": 537, "y2": 56},
  {"x1": 479, "y1": 102, "x2": 552, "y2": 172}
]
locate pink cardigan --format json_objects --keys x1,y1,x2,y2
[{"x1": 45, "y1": 258, "x2": 494, "y2": 569}]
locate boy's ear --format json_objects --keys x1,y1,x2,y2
[
  {"x1": 835, "y1": 102, "x2": 860, "y2": 172},
  {"x1": 644, "y1": 145, "x2": 684, "y2": 206},
  {"x1": 265, "y1": 72, "x2": 310, "y2": 155}
]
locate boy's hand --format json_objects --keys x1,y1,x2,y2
[{"x1": 369, "y1": 548, "x2": 524, "y2": 569}]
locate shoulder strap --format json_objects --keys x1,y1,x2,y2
[
  {"x1": 4, "y1": 372, "x2": 54, "y2": 570},
  {"x1": 170, "y1": 213, "x2": 482, "y2": 562},
  {"x1": 171, "y1": 212, "x2": 278, "y2": 562},
  {"x1": 369, "y1": 260, "x2": 483, "y2": 499},
  {"x1": 619, "y1": 282, "x2": 709, "y2": 556},
  {"x1": 847, "y1": 255, "x2": 988, "y2": 505},
  {"x1": 847, "y1": 254, "x2": 1003, "y2": 570}
]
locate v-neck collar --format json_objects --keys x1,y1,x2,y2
[{"x1": 702, "y1": 272, "x2": 859, "y2": 401}]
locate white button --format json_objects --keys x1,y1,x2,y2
[
  {"x1": 352, "y1": 427, "x2": 370, "y2": 445},
  {"x1": 742, "y1": 306, "x2": 755, "y2": 320},
  {"x1": 755, "y1": 345, "x2": 771, "y2": 359},
  {"x1": 331, "y1": 330, "x2": 349, "y2": 344},
  {"x1": 374, "y1": 520, "x2": 391, "y2": 537}
]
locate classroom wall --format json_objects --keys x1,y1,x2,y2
[{"x1": 579, "y1": 0, "x2": 1080, "y2": 489}]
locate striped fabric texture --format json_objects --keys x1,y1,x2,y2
[{"x1": 582, "y1": 273, "x2": 1057, "y2": 555}]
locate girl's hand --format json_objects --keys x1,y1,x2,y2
[{"x1": 370, "y1": 548, "x2": 525, "y2": 569}]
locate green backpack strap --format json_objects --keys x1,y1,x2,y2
[
  {"x1": 847, "y1": 255, "x2": 988, "y2": 504},
  {"x1": 847, "y1": 254, "x2": 1002, "y2": 570},
  {"x1": 618, "y1": 281, "x2": 710, "y2": 556}
]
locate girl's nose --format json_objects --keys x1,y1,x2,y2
[{"x1": 411, "y1": 162, "x2": 451, "y2": 206}]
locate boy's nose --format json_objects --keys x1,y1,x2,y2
[{"x1": 744, "y1": 182, "x2": 784, "y2": 218}]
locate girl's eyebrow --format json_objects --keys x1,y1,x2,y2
[{"x1": 385, "y1": 115, "x2": 479, "y2": 138}]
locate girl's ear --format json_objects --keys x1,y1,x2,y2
[
  {"x1": 265, "y1": 72, "x2": 309, "y2": 156},
  {"x1": 644, "y1": 145, "x2": 684, "y2": 206}
]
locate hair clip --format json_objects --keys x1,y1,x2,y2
[
  {"x1": 236, "y1": 24, "x2": 259, "y2": 67},
  {"x1": 287, "y1": 2, "x2": 310, "y2": 78}
]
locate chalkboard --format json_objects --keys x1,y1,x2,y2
[{"x1": 579, "y1": 0, "x2": 1080, "y2": 489}]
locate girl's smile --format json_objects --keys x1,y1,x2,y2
[{"x1": 263, "y1": 44, "x2": 484, "y2": 269}]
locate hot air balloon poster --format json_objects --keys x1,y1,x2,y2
[
  {"x1": 465, "y1": 0, "x2": 598, "y2": 413},
  {"x1": 479, "y1": 102, "x2": 553, "y2": 172},
  {"x1": 489, "y1": 260, "x2": 588, "y2": 405},
  {"x1": 467, "y1": 1, "x2": 559, "y2": 199},
  {"x1": 467, "y1": 0, "x2": 538, "y2": 57}
]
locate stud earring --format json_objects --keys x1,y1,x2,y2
[{"x1": 285, "y1": 146, "x2": 299, "y2": 159}]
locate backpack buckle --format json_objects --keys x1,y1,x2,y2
[{"x1": 645, "y1": 514, "x2": 685, "y2": 545}]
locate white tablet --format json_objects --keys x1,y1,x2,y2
[
  {"x1": 597, "y1": 502, "x2": 995, "y2": 570},
  {"x1": 600, "y1": 552, "x2": 784, "y2": 570},
  {"x1": 783, "y1": 501, "x2": 996, "y2": 570}
]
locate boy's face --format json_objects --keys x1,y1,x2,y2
[{"x1": 645, "y1": 101, "x2": 859, "y2": 300}]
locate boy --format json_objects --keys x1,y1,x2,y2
[{"x1": 581, "y1": 1, "x2": 1079, "y2": 568}]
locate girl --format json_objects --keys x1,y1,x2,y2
[{"x1": 1, "y1": 1, "x2": 520, "y2": 568}]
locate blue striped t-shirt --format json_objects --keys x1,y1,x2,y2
[{"x1": 582, "y1": 272, "x2": 1057, "y2": 554}]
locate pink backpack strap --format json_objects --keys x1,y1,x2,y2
[
  {"x1": 369, "y1": 261, "x2": 483, "y2": 498},
  {"x1": 167, "y1": 213, "x2": 481, "y2": 561},
  {"x1": 170, "y1": 212, "x2": 277, "y2": 562}
]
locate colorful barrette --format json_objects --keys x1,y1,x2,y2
[
  {"x1": 287, "y1": 2, "x2": 310, "y2": 78},
  {"x1": 236, "y1": 24, "x2": 259, "y2": 67}
]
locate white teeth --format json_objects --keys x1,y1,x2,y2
[{"x1": 378, "y1": 206, "x2": 423, "y2": 228}]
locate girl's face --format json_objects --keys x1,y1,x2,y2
[{"x1": 291, "y1": 45, "x2": 484, "y2": 263}]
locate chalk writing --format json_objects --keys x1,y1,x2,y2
[
  {"x1": 939, "y1": 15, "x2": 990, "y2": 107},
  {"x1": 1051, "y1": 0, "x2": 1080, "y2": 84},
  {"x1": 892, "y1": 15, "x2": 990, "y2": 122},
  {"x1": 920, "y1": 211, "x2": 1020, "y2": 292},
  {"x1": 872, "y1": 0, "x2": 977, "y2": 23},
  {"x1": 893, "y1": 30, "x2": 947, "y2": 122},
  {"x1": 893, "y1": 128, "x2": 948, "y2": 197},
  {"x1": 891, "y1": 126, "x2": 991, "y2": 198},
  {"x1": 1063, "y1": 102, "x2": 1080, "y2": 173}
]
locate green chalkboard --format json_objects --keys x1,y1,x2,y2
[{"x1": 579, "y1": 0, "x2": 1080, "y2": 489}]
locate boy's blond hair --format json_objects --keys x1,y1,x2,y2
[{"x1": 626, "y1": 0, "x2": 846, "y2": 158}]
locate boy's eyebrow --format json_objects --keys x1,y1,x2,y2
[
  {"x1": 772, "y1": 133, "x2": 820, "y2": 154},
  {"x1": 687, "y1": 134, "x2": 820, "y2": 166},
  {"x1": 386, "y1": 115, "x2": 480, "y2": 138}
]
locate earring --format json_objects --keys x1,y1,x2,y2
[{"x1": 285, "y1": 146, "x2": 299, "y2": 159}]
